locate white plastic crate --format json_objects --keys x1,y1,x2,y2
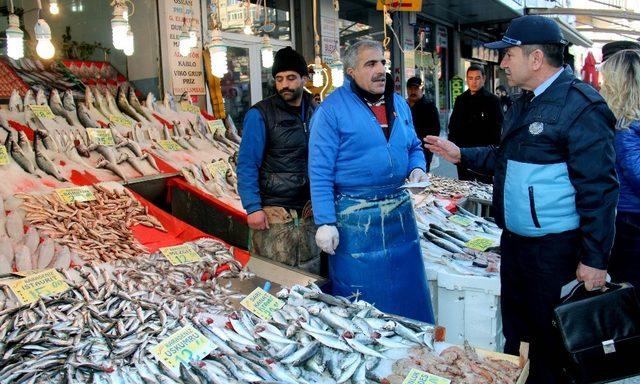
[
  {"x1": 436, "y1": 270, "x2": 504, "y2": 351},
  {"x1": 424, "y1": 262, "x2": 442, "y2": 322}
]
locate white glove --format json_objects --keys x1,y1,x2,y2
[
  {"x1": 409, "y1": 168, "x2": 429, "y2": 183},
  {"x1": 315, "y1": 225, "x2": 339, "y2": 255}
]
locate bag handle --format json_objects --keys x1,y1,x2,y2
[{"x1": 561, "y1": 281, "x2": 621, "y2": 304}]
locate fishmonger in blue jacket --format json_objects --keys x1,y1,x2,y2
[{"x1": 308, "y1": 40, "x2": 434, "y2": 323}]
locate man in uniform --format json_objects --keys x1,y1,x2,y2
[
  {"x1": 237, "y1": 47, "x2": 321, "y2": 275},
  {"x1": 407, "y1": 76, "x2": 440, "y2": 172},
  {"x1": 425, "y1": 16, "x2": 618, "y2": 382}
]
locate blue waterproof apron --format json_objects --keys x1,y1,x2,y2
[{"x1": 329, "y1": 187, "x2": 434, "y2": 323}]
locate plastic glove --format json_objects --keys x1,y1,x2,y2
[
  {"x1": 409, "y1": 168, "x2": 429, "y2": 183},
  {"x1": 315, "y1": 225, "x2": 339, "y2": 255}
]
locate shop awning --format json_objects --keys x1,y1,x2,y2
[
  {"x1": 555, "y1": 17, "x2": 593, "y2": 48},
  {"x1": 418, "y1": 0, "x2": 524, "y2": 25}
]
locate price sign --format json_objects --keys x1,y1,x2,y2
[
  {"x1": 448, "y1": 214, "x2": 473, "y2": 227},
  {"x1": 402, "y1": 368, "x2": 451, "y2": 384},
  {"x1": 241, "y1": 287, "x2": 285, "y2": 321},
  {"x1": 150, "y1": 325, "x2": 215, "y2": 375},
  {"x1": 157, "y1": 140, "x2": 182, "y2": 151},
  {"x1": 109, "y1": 114, "x2": 134, "y2": 128},
  {"x1": 28, "y1": 105, "x2": 55, "y2": 120},
  {"x1": 159, "y1": 244, "x2": 202, "y2": 265},
  {"x1": 206, "y1": 160, "x2": 228, "y2": 180},
  {"x1": 55, "y1": 186, "x2": 96, "y2": 204},
  {"x1": 465, "y1": 237, "x2": 496, "y2": 252},
  {"x1": 9, "y1": 269, "x2": 70, "y2": 305},
  {"x1": 0, "y1": 146, "x2": 9, "y2": 165},
  {"x1": 180, "y1": 101, "x2": 200, "y2": 115},
  {"x1": 206, "y1": 120, "x2": 226, "y2": 136},
  {"x1": 86, "y1": 128, "x2": 115, "y2": 146}
]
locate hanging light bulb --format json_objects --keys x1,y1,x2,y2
[
  {"x1": 178, "y1": 24, "x2": 191, "y2": 57},
  {"x1": 208, "y1": 29, "x2": 228, "y2": 78},
  {"x1": 111, "y1": 2, "x2": 129, "y2": 50},
  {"x1": 330, "y1": 62, "x2": 343, "y2": 87},
  {"x1": 123, "y1": 27, "x2": 134, "y2": 56},
  {"x1": 312, "y1": 56, "x2": 324, "y2": 87},
  {"x1": 6, "y1": 14, "x2": 24, "y2": 60},
  {"x1": 34, "y1": 18, "x2": 55, "y2": 59},
  {"x1": 188, "y1": 20, "x2": 197, "y2": 49},
  {"x1": 261, "y1": 35, "x2": 273, "y2": 68},
  {"x1": 49, "y1": 0, "x2": 59, "y2": 15}
]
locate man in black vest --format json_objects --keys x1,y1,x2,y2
[{"x1": 237, "y1": 47, "x2": 321, "y2": 274}]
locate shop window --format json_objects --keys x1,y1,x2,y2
[{"x1": 215, "y1": 0, "x2": 291, "y2": 41}]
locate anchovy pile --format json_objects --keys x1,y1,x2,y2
[{"x1": 422, "y1": 175, "x2": 493, "y2": 202}]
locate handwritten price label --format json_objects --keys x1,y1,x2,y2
[
  {"x1": 180, "y1": 101, "x2": 200, "y2": 115},
  {"x1": 150, "y1": 325, "x2": 215, "y2": 375},
  {"x1": 465, "y1": 237, "x2": 496, "y2": 252},
  {"x1": 55, "y1": 186, "x2": 96, "y2": 204},
  {"x1": 159, "y1": 244, "x2": 202, "y2": 265},
  {"x1": 9, "y1": 269, "x2": 70, "y2": 305},
  {"x1": 157, "y1": 140, "x2": 182, "y2": 151},
  {"x1": 28, "y1": 105, "x2": 55, "y2": 120},
  {"x1": 402, "y1": 368, "x2": 451, "y2": 384},
  {"x1": 86, "y1": 128, "x2": 115, "y2": 146},
  {"x1": 448, "y1": 214, "x2": 473, "y2": 227},
  {"x1": 241, "y1": 287, "x2": 285, "y2": 321},
  {"x1": 0, "y1": 146, "x2": 9, "y2": 165},
  {"x1": 206, "y1": 120, "x2": 226, "y2": 136},
  {"x1": 109, "y1": 114, "x2": 134, "y2": 128},
  {"x1": 206, "y1": 160, "x2": 228, "y2": 180}
]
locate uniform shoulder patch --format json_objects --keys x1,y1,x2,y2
[{"x1": 571, "y1": 81, "x2": 604, "y2": 103}]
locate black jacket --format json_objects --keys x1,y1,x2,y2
[
  {"x1": 448, "y1": 87, "x2": 503, "y2": 147},
  {"x1": 461, "y1": 68, "x2": 618, "y2": 269},
  {"x1": 409, "y1": 96, "x2": 440, "y2": 140},
  {"x1": 253, "y1": 92, "x2": 317, "y2": 209}
]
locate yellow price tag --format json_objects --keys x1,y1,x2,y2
[
  {"x1": 206, "y1": 120, "x2": 226, "y2": 136},
  {"x1": 86, "y1": 128, "x2": 115, "y2": 146},
  {"x1": 149, "y1": 325, "x2": 215, "y2": 375},
  {"x1": 28, "y1": 105, "x2": 56, "y2": 120},
  {"x1": 206, "y1": 160, "x2": 228, "y2": 180},
  {"x1": 55, "y1": 186, "x2": 96, "y2": 204},
  {"x1": 448, "y1": 214, "x2": 473, "y2": 227},
  {"x1": 402, "y1": 368, "x2": 451, "y2": 384},
  {"x1": 0, "y1": 146, "x2": 9, "y2": 165},
  {"x1": 109, "y1": 114, "x2": 134, "y2": 128},
  {"x1": 240, "y1": 287, "x2": 285, "y2": 321},
  {"x1": 180, "y1": 101, "x2": 200, "y2": 115},
  {"x1": 157, "y1": 140, "x2": 182, "y2": 151},
  {"x1": 465, "y1": 237, "x2": 496, "y2": 252},
  {"x1": 9, "y1": 269, "x2": 70, "y2": 305},
  {"x1": 159, "y1": 244, "x2": 202, "y2": 265}
]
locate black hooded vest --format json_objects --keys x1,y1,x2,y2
[{"x1": 252, "y1": 92, "x2": 316, "y2": 210}]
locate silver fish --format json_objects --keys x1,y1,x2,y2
[
  {"x1": 35, "y1": 88, "x2": 47, "y2": 105},
  {"x1": 128, "y1": 87, "x2": 152, "y2": 121},
  {"x1": 62, "y1": 90, "x2": 76, "y2": 112},
  {"x1": 77, "y1": 103, "x2": 98, "y2": 128},
  {"x1": 6, "y1": 134, "x2": 37, "y2": 174},
  {"x1": 23, "y1": 89, "x2": 36, "y2": 106},
  {"x1": 96, "y1": 158, "x2": 127, "y2": 180},
  {"x1": 116, "y1": 85, "x2": 143, "y2": 122},
  {"x1": 145, "y1": 92, "x2": 156, "y2": 111},
  {"x1": 34, "y1": 131, "x2": 66, "y2": 181},
  {"x1": 9, "y1": 90, "x2": 23, "y2": 112}
]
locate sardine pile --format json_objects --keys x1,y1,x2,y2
[
  {"x1": 18, "y1": 185, "x2": 165, "y2": 263},
  {"x1": 387, "y1": 343, "x2": 522, "y2": 384},
  {"x1": 423, "y1": 175, "x2": 493, "y2": 201},
  {"x1": 0, "y1": 240, "x2": 250, "y2": 383}
]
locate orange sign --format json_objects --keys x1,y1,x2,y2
[{"x1": 376, "y1": 0, "x2": 422, "y2": 11}]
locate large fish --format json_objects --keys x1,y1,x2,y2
[
  {"x1": 92, "y1": 86, "x2": 111, "y2": 118},
  {"x1": 17, "y1": 131, "x2": 35, "y2": 162},
  {"x1": 105, "y1": 89, "x2": 121, "y2": 115},
  {"x1": 145, "y1": 92, "x2": 156, "y2": 111},
  {"x1": 35, "y1": 88, "x2": 47, "y2": 105},
  {"x1": 62, "y1": 90, "x2": 76, "y2": 112},
  {"x1": 9, "y1": 89, "x2": 23, "y2": 112},
  {"x1": 5, "y1": 133, "x2": 37, "y2": 174},
  {"x1": 77, "y1": 103, "x2": 98, "y2": 128},
  {"x1": 85, "y1": 85, "x2": 95, "y2": 110},
  {"x1": 128, "y1": 87, "x2": 152, "y2": 122},
  {"x1": 224, "y1": 115, "x2": 242, "y2": 144},
  {"x1": 49, "y1": 89, "x2": 75, "y2": 126},
  {"x1": 34, "y1": 131, "x2": 66, "y2": 181},
  {"x1": 23, "y1": 89, "x2": 36, "y2": 106},
  {"x1": 116, "y1": 85, "x2": 144, "y2": 122},
  {"x1": 96, "y1": 157, "x2": 127, "y2": 180}
]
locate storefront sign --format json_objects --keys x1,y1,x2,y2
[
  {"x1": 160, "y1": 244, "x2": 202, "y2": 265},
  {"x1": 206, "y1": 120, "x2": 226, "y2": 136},
  {"x1": 376, "y1": 0, "x2": 423, "y2": 11},
  {"x1": 0, "y1": 146, "x2": 9, "y2": 165},
  {"x1": 157, "y1": 139, "x2": 183, "y2": 151},
  {"x1": 55, "y1": 186, "x2": 96, "y2": 204},
  {"x1": 241, "y1": 287, "x2": 285, "y2": 321},
  {"x1": 450, "y1": 76, "x2": 464, "y2": 106},
  {"x1": 402, "y1": 368, "x2": 451, "y2": 384},
  {"x1": 180, "y1": 101, "x2": 200, "y2": 115},
  {"x1": 28, "y1": 105, "x2": 55, "y2": 120},
  {"x1": 86, "y1": 128, "x2": 115, "y2": 146},
  {"x1": 436, "y1": 25, "x2": 448, "y2": 49},
  {"x1": 160, "y1": 0, "x2": 206, "y2": 95},
  {"x1": 9, "y1": 269, "x2": 70, "y2": 305},
  {"x1": 448, "y1": 214, "x2": 473, "y2": 227},
  {"x1": 150, "y1": 325, "x2": 215, "y2": 375},
  {"x1": 465, "y1": 237, "x2": 496, "y2": 252},
  {"x1": 109, "y1": 114, "x2": 134, "y2": 129}
]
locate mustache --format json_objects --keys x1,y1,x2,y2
[
  {"x1": 278, "y1": 88, "x2": 295, "y2": 93},
  {"x1": 372, "y1": 75, "x2": 386, "y2": 82}
]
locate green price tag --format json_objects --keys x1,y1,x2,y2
[
  {"x1": 240, "y1": 287, "x2": 285, "y2": 321},
  {"x1": 180, "y1": 101, "x2": 200, "y2": 115},
  {"x1": 149, "y1": 325, "x2": 215, "y2": 375},
  {"x1": 9, "y1": 269, "x2": 70, "y2": 305},
  {"x1": 0, "y1": 146, "x2": 9, "y2": 165},
  {"x1": 206, "y1": 119, "x2": 226, "y2": 136},
  {"x1": 55, "y1": 186, "x2": 96, "y2": 204},
  {"x1": 86, "y1": 128, "x2": 115, "y2": 146},
  {"x1": 402, "y1": 368, "x2": 451, "y2": 384},
  {"x1": 109, "y1": 114, "x2": 134, "y2": 128},
  {"x1": 206, "y1": 160, "x2": 228, "y2": 180},
  {"x1": 465, "y1": 237, "x2": 496, "y2": 252},
  {"x1": 159, "y1": 244, "x2": 202, "y2": 265},
  {"x1": 157, "y1": 140, "x2": 182, "y2": 151},
  {"x1": 448, "y1": 214, "x2": 473, "y2": 227},
  {"x1": 28, "y1": 105, "x2": 55, "y2": 120}
]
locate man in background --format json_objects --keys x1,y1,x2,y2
[{"x1": 407, "y1": 76, "x2": 440, "y2": 172}]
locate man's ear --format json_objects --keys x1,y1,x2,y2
[
  {"x1": 531, "y1": 49, "x2": 545, "y2": 71},
  {"x1": 346, "y1": 68, "x2": 355, "y2": 77}
]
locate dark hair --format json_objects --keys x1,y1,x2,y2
[
  {"x1": 466, "y1": 64, "x2": 485, "y2": 77},
  {"x1": 523, "y1": 44, "x2": 564, "y2": 68},
  {"x1": 496, "y1": 85, "x2": 508, "y2": 93}
]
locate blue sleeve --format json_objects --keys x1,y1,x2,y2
[
  {"x1": 309, "y1": 106, "x2": 339, "y2": 225},
  {"x1": 460, "y1": 146, "x2": 498, "y2": 175},
  {"x1": 617, "y1": 129, "x2": 640, "y2": 193},
  {"x1": 405, "y1": 101, "x2": 427, "y2": 174},
  {"x1": 237, "y1": 108, "x2": 266, "y2": 214}
]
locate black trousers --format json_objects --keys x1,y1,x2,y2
[
  {"x1": 608, "y1": 211, "x2": 640, "y2": 289},
  {"x1": 501, "y1": 229, "x2": 580, "y2": 384}
]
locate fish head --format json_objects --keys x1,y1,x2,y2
[
  {"x1": 49, "y1": 88, "x2": 62, "y2": 105},
  {"x1": 35, "y1": 88, "x2": 47, "y2": 105},
  {"x1": 63, "y1": 90, "x2": 76, "y2": 111},
  {"x1": 85, "y1": 87, "x2": 94, "y2": 107}
]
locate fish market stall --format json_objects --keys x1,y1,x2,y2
[{"x1": 422, "y1": 175, "x2": 494, "y2": 217}]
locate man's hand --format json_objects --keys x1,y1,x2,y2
[
  {"x1": 316, "y1": 225, "x2": 339, "y2": 255},
  {"x1": 424, "y1": 136, "x2": 461, "y2": 164},
  {"x1": 409, "y1": 168, "x2": 429, "y2": 183},
  {"x1": 576, "y1": 262, "x2": 607, "y2": 291},
  {"x1": 248, "y1": 210, "x2": 269, "y2": 230}
]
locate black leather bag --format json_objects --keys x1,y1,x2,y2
[{"x1": 553, "y1": 282, "x2": 640, "y2": 383}]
